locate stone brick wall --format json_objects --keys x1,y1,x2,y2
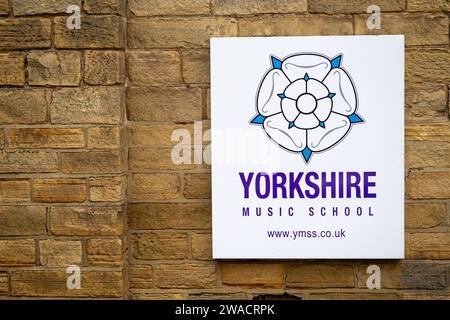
[{"x1": 0, "y1": 0, "x2": 449, "y2": 299}]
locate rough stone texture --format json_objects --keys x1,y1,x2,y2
[
  {"x1": 129, "y1": 124, "x2": 207, "y2": 146},
  {"x1": 129, "y1": 0, "x2": 210, "y2": 16},
  {"x1": 128, "y1": 18, "x2": 237, "y2": 48},
  {"x1": 59, "y1": 151, "x2": 125, "y2": 174},
  {"x1": 407, "y1": 0, "x2": 450, "y2": 12},
  {"x1": 0, "y1": 240, "x2": 35, "y2": 266},
  {"x1": 0, "y1": 180, "x2": 30, "y2": 202},
  {"x1": 7, "y1": 128, "x2": 84, "y2": 149},
  {"x1": 127, "y1": 51, "x2": 182, "y2": 86},
  {"x1": 406, "y1": 49, "x2": 449, "y2": 83},
  {"x1": 222, "y1": 263, "x2": 284, "y2": 288},
  {"x1": 405, "y1": 84, "x2": 448, "y2": 121},
  {"x1": 354, "y1": 14, "x2": 448, "y2": 46},
  {"x1": 0, "y1": 273, "x2": 7, "y2": 296},
  {"x1": 129, "y1": 147, "x2": 203, "y2": 170},
  {"x1": 127, "y1": 87, "x2": 202, "y2": 121},
  {"x1": 0, "y1": 18, "x2": 51, "y2": 49},
  {"x1": 129, "y1": 265, "x2": 153, "y2": 289},
  {"x1": 0, "y1": 0, "x2": 8, "y2": 15},
  {"x1": 128, "y1": 203, "x2": 211, "y2": 230},
  {"x1": 407, "y1": 171, "x2": 450, "y2": 199},
  {"x1": 54, "y1": 16, "x2": 125, "y2": 49},
  {"x1": 406, "y1": 123, "x2": 450, "y2": 141},
  {"x1": 39, "y1": 240, "x2": 82, "y2": 267},
  {"x1": 50, "y1": 206, "x2": 124, "y2": 236},
  {"x1": 87, "y1": 238, "x2": 123, "y2": 266},
  {"x1": 85, "y1": 51, "x2": 124, "y2": 85},
  {"x1": 191, "y1": 233, "x2": 212, "y2": 260},
  {"x1": 0, "y1": 206, "x2": 47, "y2": 236},
  {"x1": 155, "y1": 263, "x2": 216, "y2": 289},
  {"x1": 12, "y1": 0, "x2": 81, "y2": 15},
  {"x1": 132, "y1": 233, "x2": 189, "y2": 260},
  {"x1": 310, "y1": 292, "x2": 400, "y2": 300},
  {"x1": 405, "y1": 141, "x2": 449, "y2": 168},
  {"x1": 0, "y1": 89, "x2": 48, "y2": 124},
  {"x1": 286, "y1": 264, "x2": 355, "y2": 288},
  {"x1": 87, "y1": 127, "x2": 122, "y2": 149},
  {"x1": 28, "y1": 51, "x2": 81, "y2": 86},
  {"x1": 213, "y1": 0, "x2": 307, "y2": 14},
  {"x1": 32, "y1": 179, "x2": 86, "y2": 203},
  {"x1": 50, "y1": 87, "x2": 123, "y2": 124},
  {"x1": 184, "y1": 173, "x2": 211, "y2": 199},
  {"x1": 89, "y1": 176, "x2": 126, "y2": 202},
  {"x1": 11, "y1": 270, "x2": 123, "y2": 298},
  {"x1": 239, "y1": 15, "x2": 353, "y2": 36},
  {"x1": 406, "y1": 233, "x2": 450, "y2": 259},
  {"x1": 309, "y1": 0, "x2": 405, "y2": 13},
  {"x1": 85, "y1": 0, "x2": 125, "y2": 14},
  {"x1": 130, "y1": 173, "x2": 180, "y2": 201},
  {"x1": 0, "y1": 151, "x2": 58, "y2": 173},
  {"x1": 0, "y1": 53, "x2": 25, "y2": 85},
  {"x1": 182, "y1": 49, "x2": 210, "y2": 84},
  {"x1": 405, "y1": 202, "x2": 447, "y2": 229}
]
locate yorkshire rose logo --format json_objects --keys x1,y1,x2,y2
[{"x1": 250, "y1": 53, "x2": 364, "y2": 163}]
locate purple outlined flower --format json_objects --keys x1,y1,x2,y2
[{"x1": 251, "y1": 53, "x2": 364, "y2": 163}]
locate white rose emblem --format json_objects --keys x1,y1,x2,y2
[{"x1": 251, "y1": 53, "x2": 363, "y2": 163}]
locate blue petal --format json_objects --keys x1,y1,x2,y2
[
  {"x1": 303, "y1": 73, "x2": 310, "y2": 81},
  {"x1": 328, "y1": 92, "x2": 336, "y2": 98},
  {"x1": 250, "y1": 114, "x2": 266, "y2": 124},
  {"x1": 302, "y1": 147, "x2": 312, "y2": 163},
  {"x1": 277, "y1": 93, "x2": 286, "y2": 99},
  {"x1": 319, "y1": 121, "x2": 326, "y2": 128},
  {"x1": 348, "y1": 113, "x2": 364, "y2": 124},
  {"x1": 271, "y1": 56, "x2": 283, "y2": 69},
  {"x1": 330, "y1": 55, "x2": 342, "y2": 69},
  {"x1": 288, "y1": 122, "x2": 295, "y2": 129}
]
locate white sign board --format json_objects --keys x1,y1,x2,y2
[{"x1": 211, "y1": 36, "x2": 404, "y2": 259}]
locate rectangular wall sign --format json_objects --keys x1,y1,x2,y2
[{"x1": 211, "y1": 35, "x2": 404, "y2": 259}]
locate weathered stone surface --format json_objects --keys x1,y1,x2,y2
[
  {"x1": 222, "y1": 263, "x2": 284, "y2": 288},
  {"x1": 50, "y1": 87, "x2": 123, "y2": 124},
  {"x1": 189, "y1": 292, "x2": 250, "y2": 300},
  {"x1": 7, "y1": 128, "x2": 84, "y2": 149},
  {"x1": 50, "y1": 206, "x2": 124, "y2": 236},
  {"x1": 129, "y1": 0, "x2": 210, "y2": 16},
  {"x1": 405, "y1": 202, "x2": 447, "y2": 229},
  {"x1": 12, "y1": 0, "x2": 80, "y2": 15},
  {"x1": 286, "y1": 264, "x2": 355, "y2": 288},
  {"x1": 32, "y1": 179, "x2": 86, "y2": 203},
  {"x1": 0, "y1": 206, "x2": 47, "y2": 236},
  {"x1": 407, "y1": 171, "x2": 450, "y2": 199},
  {"x1": 128, "y1": 203, "x2": 211, "y2": 230},
  {"x1": 0, "y1": 89, "x2": 48, "y2": 124},
  {"x1": 0, "y1": 130, "x2": 3, "y2": 149},
  {"x1": 84, "y1": 0, "x2": 125, "y2": 14},
  {"x1": 127, "y1": 87, "x2": 202, "y2": 121},
  {"x1": 130, "y1": 292, "x2": 185, "y2": 300},
  {"x1": 0, "y1": 272, "x2": 7, "y2": 296},
  {"x1": 213, "y1": 0, "x2": 307, "y2": 14},
  {"x1": 405, "y1": 84, "x2": 447, "y2": 121},
  {"x1": 128, "y1": 18, "x2": 237, "y2": 48},
  {"x1": 132, "y1": 233, "x2": 189, "y2": 260},
  {"x1": 0, "y1": 18, "x2": 51, "y2": 49},
  {"x1": 84, "y1": 51, "x2": 124, "y2": 85},
  {"x1": 130, "y1": 173, "x2": 180, "y2": 201},
  {"x1": 129, "y1": 147, "x2": 205, "y2": 170},
  {"x1": 59, "y1": 151, "x2": 125, "y2": 174},
  {"x1": 89, "y1": 176, "x2": 126, "y2": 202},
  {"x1": 127, "y1": 51, "x2": 182, "y2": 86},
  {"x1": 87, "y1": 238, "x2": 123, "y2": 266},
  {"x1": 39, "y1": 240, "x2": 82, "y2": 267},
  {"x1": 182, "y1": 49, "x2": 210, "y2": 84},
  {"x1": 311, "y1": 0, "x2": 405, "y2": 13},
  {"x1": 405, "y1": 141, "x2": 449, "y2": 169},
  {"x1": 191, "y1": 233, "x2": 212, "y2": 260},
  {"x1": 239, "y1": 15, "x2": 353, "y2": 36},
  {"x1": 184, "y1": 173, "x2": 211, "y2": 199},
  {"x1": 129, "y1": 265, "x2": 153, "y2": 289},
  {"x1": 11, "y1": 270, "x2": 123, "y2": 297},
  {"x1": 406, "y1": 49, "x2": 449, "y2": 83},
  {"x1": 0, "y1": 53, "x2": 25, "y2": 85},
  {"x1": 28, "y1": 51, "x2": 81, "y2": 86},
  {"x1": 0, "y1": 0, "x2": 8, "y2": 15},
  {"x1": 129, "y1": 123, "x2": 209, "y2": 146},
  {"x1": 155, "y1": 263, "x2": 216, "y2": 288},
  {"x1": 354, "y1": 14, "x2": 448, "y2": 46},
  {"x1": 357, "y1": 262, "x2": 446, "y2": 289},
  {"x1": 405, "y1": 123, "x2": 450, "y2": 142},
  {"x1": 406, "y1": 233, "x2": 450, "y2": 259},
  {"x1": 400, "y1": 292, "x2": 450, "y2": 300},
  {"x1": 54, "y1": 16, "x2": 125, "y2": 49},
  {"x1": 0, "y1": 151, "x2": 58, "y2": 173},
  {"x1": 0, "y1": 180, "x2": 30, "y2": 202},
  {"x1": 310, "y1": 292, "x2": 400, "y2": 300},
  {"x1": 0, "y1": 240, "x2": 35, "y2": 266},
  {"x1": 87, "y1": 127, "x2": 122, "y2": 149},
  {"x1": 407, "y1": 0, "x2": 450, "y2": 12}
]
